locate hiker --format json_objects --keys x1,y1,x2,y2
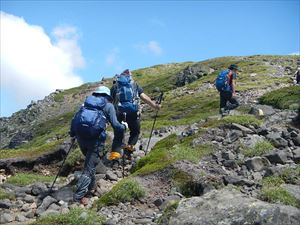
[
  {"x1": 108, "y1": 69, "x2": 161, "y2": 163},
  {"x1": 295, "y1": 68, "x2": 300, "y2": 84},
  {"x1": 215, "y1": 64, "x2": 240, "y2": 115},
  {"x1": 70, "y1": 86, "x2": 127, "y2": 205}
]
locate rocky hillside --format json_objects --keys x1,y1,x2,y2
[{"x1": 0, "y1": 55, "x2": 300, "y2": 225}]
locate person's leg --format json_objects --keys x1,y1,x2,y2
[
  {"x1": 127, "y1": 113, "x2": 140, "y2": 146},
  {"x1": 110, "y1": 112, "x2": 125, "y2": 160},
  {"x1": 88, "y1": 143, "x2": 104, "y2": 191},
  {"x1": 228, "y1": 94, "x2": 239, "y2": 110},
  {"x1": 220, "y1": 91, "x2": 228, "y2": 113},
  {"x1": 74, "y1": 140, "x2": 102, "y2": 201}
]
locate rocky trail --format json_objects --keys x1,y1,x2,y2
[{"x1": 0, "y1": 125, "x2": 187, "y2": 225}]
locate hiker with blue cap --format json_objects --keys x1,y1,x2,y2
[{"x1": 69, "y1": 86, "x2": 127, "y2": 205}]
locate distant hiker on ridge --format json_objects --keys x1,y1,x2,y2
[
  {"x1": 215, "y1": 64, "x2": 240, "y2": 116},
  {"x1": 108, "y1": 69, "x2": 161, "y2": 164},
  {"x1": 70, "y1": 86, "x2": 127, "y2": 205}
]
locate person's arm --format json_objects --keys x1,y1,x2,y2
[
  {"x1": 140, "y1": 93, "x2": 161, "y2": 110},
  {"x1": 232, "y1": 81, "x2": 236, "y2": 95},
  {"x1": 232, "y1": 71, "x2": 238, "y2": 95},
  {"x1": 104, "y1": 103, "x2": 125, "y2": 132}
]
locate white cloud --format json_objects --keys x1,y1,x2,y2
[
  {"x1": 289, "y1": 52, "x2": 300, "y2": 56},
  {"x1": 0, "y1": 11, "x2": 84, "y2": 111},
  {"x1": 135, "y1": 40, "x2": 163, "y2": 56},
  {"x1": 52, "y1": 25, "x2": 85, "y2": 68}
]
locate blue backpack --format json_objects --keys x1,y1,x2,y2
[
  {"x1": 72, "y1": 96, "x2": 107, "y2": 139},
  {"x1": 215, "y1": 70, "x2": 230, "y2": 92},
  {"x1": 116, "y1": 75, "x2": 139, "y2": 113}
]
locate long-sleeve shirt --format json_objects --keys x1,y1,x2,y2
[{"x1": 103, "y1": 102, "x2": 125, "y2": 132}]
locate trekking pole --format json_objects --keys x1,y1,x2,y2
[
  {"x1": 145, "y1": 92, "x2": 164, "y2": 155},
  {"x1": 48, "y1": 138, "x2": 76, "y2": 194},
  {"x1": 122, "y1": 113, "x2": 127, "y2": 178}
]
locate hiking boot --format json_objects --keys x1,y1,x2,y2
[
  {"x1": 220, "y1": 108, "x2": 229, "y2": 117},
  {"x1": 102, "y1": 151, "x2": 122, "y2": 168},
  {"x1": 109, "y1": 151, "x2": 122, "y2": 161},
  {"x1": 123, "y1": 145, "x2": 135, "y2": 160}
]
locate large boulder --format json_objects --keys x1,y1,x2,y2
[
  {"x1": 175, "y1": 64, "x2": 211, "y2": 87},
  {"x1": 168, "y1": 188, "x2": 300, "y2": 225},
  {"x1": 249, "y1": 105, "x2": 276, "y2": 117}
]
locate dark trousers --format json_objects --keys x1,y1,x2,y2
[
  {"x1": 112, "y1": 112, "x2": 140, "y2": 153},
  {"x1": 74, "y1": 138, "x2": 104, "y2": 201},
  {"x1": 220, "y1": 91, "x2": 239, "y2": 111},
  {"x1": 297, "y1": 74, "x2": 300, "y2": 84}
]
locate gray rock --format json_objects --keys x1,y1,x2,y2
[
  {"x1": 106, "y1": 170, "x2": 118, "y2": 181},
  {"x1": 230, "y1": 123, "x2": 255, "y2": 134},
  {"x1": 292, "y1": 136, "x2": 300, "y2": 146},
  {"x1": 48, "y1": 203, "x2": 61, "y2": 211},
  {"x1": 241, "y1": 134, "x2": 265, "y2": 148},
  {"x1": 160, "y1": 195, "x2": 181, "y2": 211},
  {"x1": 95, "y1": 174, "x2": 106, "y2": 180},
  {"x1": 245, "y1": 156, "x2": 271, "y2": 171},
  {"x1": 24, "y1": 194, "x2": 35, "y2": 203},
  {"x1": 267, "y1": 132, "x2": 289, "y2": 148},
  {"x1": 168, "y1": 188, "x2": 300, "y2": 225},
  {"x1": 264, "y1": 150, "x2": 290, "y2": 164},
  {"x1": 31, "y1": 182, "x2": 48, "y2": 196},
  {"x1": 223, "y1": 160, "x2": 238, "y2": 169},
  {"x1": 290, "y1": 130, "x2": 299, "y2": 138},
  {"x1": 175, "y1": 64, "x2": 210, "y2": 87},
  {"x1": 249, "y1": 105, "x2": 276, "y2": 117},
  {"x1": 281, "y1": 184, "x2": 300, "y2": 203},
  {"x1": 0, "y1": 213, "x2": 14, "y2": 224},
  {"x1": 0, "y1": 200, "x2": 12, "y2": 209},
  {"x1": 257, "y1": 126, "x2": 269, "y2": 136},
  {"x1": 15, "y1": 214, "x2": 27, "y2": 222},
  {"x1": 25, "y1": 211, "x2": 35, "y2": 219},
  {"x1": 154, "y1": 198, "x2": 164, "y2": 207},
  {"x1": 105, "y1": 218, "x2": 119, "y2": 225},
  {"x1": 292, "y1": 148, "x2": 300, "y2": 163},
  {"x1": 96, "y1": 161, "x2": 108, "y2": 174},
  {"x1": 40, "y1": 209, "x2": 60, "y2": 218},
  {"x1": 52, "y1": 186, "x2": 74, "y2": 203},
  {"x1": 222, "y1": 151, "x2": 235, "y2": 160},
  {"x1": 227, "y1": 130, "x2": 243, "y2": 143},
  {"x1": 21, "y1": 203, "x2": 32, "y2": 212},
  {"x1": 133, "y1": 218, "x2": 153, "y2": 224},
  {"x1": 223, "y1": 176, "x2": 254, "y2": 186},
  {"x1": 36, "y1": 195, "x2": 57, "y2": 216}
]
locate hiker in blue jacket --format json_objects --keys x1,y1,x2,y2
[
  {"x1": 108, "y1": 69, "x2": 161, "y2": 163},
  {"x1": 215, "y1": 64, "x2": 240, "y2": 116},
  {"x1": 70, "y1": 86, "x2": 126, "y2": 205}
]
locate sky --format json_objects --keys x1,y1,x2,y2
[{"x1": 1, "y1": 0, "x2": 299, "y2": 117}]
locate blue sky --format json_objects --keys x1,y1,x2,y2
[{"x1": 1, "y1": 0, "x2": 299, "y2": 117}]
